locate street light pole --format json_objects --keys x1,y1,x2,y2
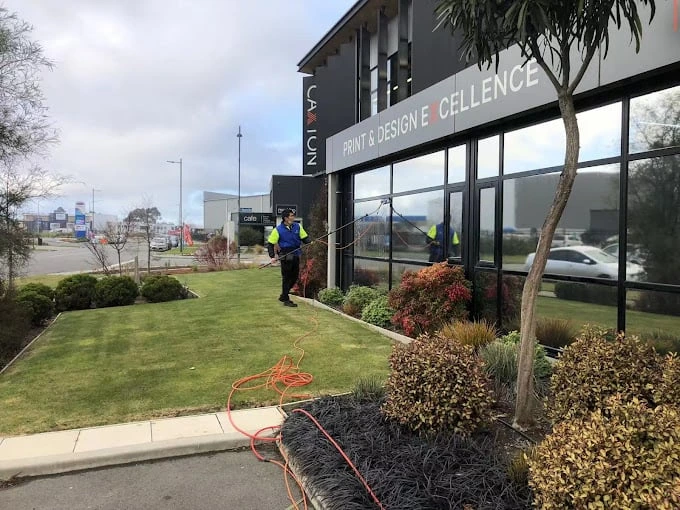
[
  {"x1": 237, "y1": 126, "x2": 242, "y2": 264},
  {"x1": 167, "y1": 158, "x2": 183, "y2": 254}
]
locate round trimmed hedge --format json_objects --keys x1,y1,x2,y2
[
  {"x1": 95, "y1": 276, "x2": 139, "y2": 307},
  {"x1": 16, "y1": 291, "x2": 54, "y2": 325},
  {"x1": 19, "y1": 282, "x2": 55, "y2": 301},
  {"x1": 141, "y1": 275, "x2": 186, "y2": 303},
  {"x1": 55, "y1": 274, "x2": 98, "y2": 311}
]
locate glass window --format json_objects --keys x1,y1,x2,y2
[
  {"x1": 391, "y1": 262, "x2": 428, "y2": 288},
  {"x1": 626, "y1": 289, "x2": 680, "y2": 350},
  {"x1": 502, "y1": 164, "x2": 620, "y2": 273},
  {"x1": 448, "y1": 144, "x2": 466, "y2": 183},
  {"x1": 393, "y1": 151, "x2": 445, "y2": 193},
  {"x1": 477, "y1": 136, "x2": 499, "y2": 179},
  {"x1": 474, "y1": 271, "x2": 498, "y2": 324},
  {"x1": 504, "y1": 103, "x2": 622, "y2": 174},
  {"x1": 353, "y1": 259, "x2": 389, "y2": 291},
  {"x1": 391, "y1": 190, "x2": 444, "y2": 263},
  {"x1": 354, "y1": 166, "x2": 390, "y2": 200},
  {"x1": 353, "y1": 199, "x2": 390, "y2": 259},
  {"x1": 628, "y1": 154, "x2": 680, "y2": 286},
  {"x1": 478, "y1": 187, "x2": 495, "y2": 264},
  {"x1": 449, "y1": 191, "x2": 463, "y2": 259},
  {"x1": 538, "y1": 278, "x2": 617, "y2": 344},
  {"x1": 630, "y1": 85, "x2": 680, "y2": 154}
]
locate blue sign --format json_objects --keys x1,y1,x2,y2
[{"x1": 75, "y1": 201, "x2": 86, "y2": 239}]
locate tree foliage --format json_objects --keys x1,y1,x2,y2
[
  {"x1": 126, "y1": 207, "x2": 161, "y2": 225},
  {"x1": 434, "y1": 0, "x2": 656, "y2": 428}
]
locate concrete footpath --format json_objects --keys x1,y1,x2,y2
[{"x1": 0, "y1": 406, "x2": 284, "y2": 481}]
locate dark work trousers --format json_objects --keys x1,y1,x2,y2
[{"x1": 279, "y1": 254, "x2": 300, "y2": 302}]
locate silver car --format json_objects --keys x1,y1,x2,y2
[{"x1": 524, "y1": 245, "x2": 644, "y2": 280}]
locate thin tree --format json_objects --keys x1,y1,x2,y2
[
  {"x1": 434, "y1": 0, "x2": 656, "y2": 428},
  {"x1": 126, "y1": 201, "x2": 161, "y2": 273},
  {"x1": 104, "y1": 218, "x2": 132, "y2": 276},
  {"x1": 0, "y1": 8, "x2": 60, "y2": 289},
  {"x1": 85, "y1": 237, "x2": 112, "y2": 275}
]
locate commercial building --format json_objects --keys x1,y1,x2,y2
[{"x1": 298, "y1": 0, "x2": 680, "y2": 335}]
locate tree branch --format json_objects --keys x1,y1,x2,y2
[{"x1": 567, "y1": 45, "x2": 598, "y2": 96}]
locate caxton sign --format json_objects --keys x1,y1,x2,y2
[{"x1": 302, "y1": 77, "x2": 319, "y2": 174}]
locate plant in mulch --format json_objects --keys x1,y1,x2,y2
[
  {"x1": 342, "y1": 285, "x2": 381, "y2": 318},
  {"x1": 437, "y1": 319, "x2": 497, "y2": 351},
  {"x1": 388, "y1": 262, "x2": 471, "y2": 337},
  {"x1": 318, "y1": 287, "x2": 344, "y2": 307},
  {"x1": 360, "y1": 295, "x2": 394, "y2": 329},
  {"x1": 280, "y1": 395, "x2": 532, "y2": 510}
]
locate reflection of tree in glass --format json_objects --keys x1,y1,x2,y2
[{"x1": 628, "y1": 90, "x2": 680, "y2": 315}]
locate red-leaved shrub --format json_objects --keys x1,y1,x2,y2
[{"x1": 388, "y1": 262, "x2": 472, "y2": 337}]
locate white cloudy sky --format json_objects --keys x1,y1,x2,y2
[{"x1": 10, "y1": 0, "x2": 354, "y2": 226}]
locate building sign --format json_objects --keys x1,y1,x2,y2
[
  {"x1": 238, "y1": 213, "x2": 276, "y2": 226},
  {"x1": 74, "y1": 201, "x2": 86, "y2": 239},
  {"x1": 275, "y1": 204, "x2": 297, "y2": 217},
  {"x1": 55, "y1": 212, "x2": 66, "y2": 221},
  {"x1": 326, "y1": 2, "x2": 678, "y2": 173},
  {"x1": 302, "y1": 77, "x2": 318, "y2": 175}
]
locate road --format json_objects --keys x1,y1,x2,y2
[
  {"x1": 0, "y1": 450, "x2": 297, "y2": 510},
  {"x1": 24, "y1": 238, "x2": 194, "y2": 276}
]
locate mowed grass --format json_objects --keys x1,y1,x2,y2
[{"x1": 0, "y1": 268, "x2": 392, "y2": 436}]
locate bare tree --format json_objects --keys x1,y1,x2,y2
[
  {"x1": 435, "y1": 0, "x2": 656, "y2": 428},
  {"x1": 104, "y1": 218, "x2": 132, "y2": 276},
  {"x1": 0, "y1": 8, "x2": 61, "y2": 290},
  {"x1": 85, "y1": 239, "x2": 112, "y2": 275}
]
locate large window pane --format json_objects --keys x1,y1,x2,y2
[
  {"x1": 448, "y1": 144, "x2": 466, "y2": 183},
  {"x1": 448, "y1": 191, "x2": 463, "y2": 259},
  {"x1": 391, "y1": 262, "x2": 428, "y2": 288},
  {"x1": 393, "y1": 151, "x2": 445, "y2": 193},
  {"x1": 628, "y1": 154, "x2": 680, "y2": 286},
  {"x1": 353, "y1": 199, "x2": 389, "y2": 259},
  {"x1": 504, "y1": 103, "x2": 622, "y2": 174},
  {"x1": 502, "y1": 164, "x2": 620, "y2": 275},
  {"x1": 537, "y1": 278, "x2": 617, "y2": 347},
  {"x1": 478, "y1": 187, "x2": 495, "y2": 264},
  {"x1": 477, "y1": 136, "x2": 499, "y2": 179},
  {"x1": 630, "y1": 85, "x2": 680, "y2": 154},
  {"x1": 354, "y1": 166, "x2": 390, "y2": 199},
  {"x1": 627, "y1": 289, "x2": 680, "y2": 354},
  {"x1": 353, "y1": 259, "x2": 389, "y2": 291},
  {"x1": 474, "y1": 271, "x2": 498, "y2": 324},
  {"x1": 392, "y1": 190, "x2": 444, "y2": 263}
]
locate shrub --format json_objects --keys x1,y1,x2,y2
[
  {"x1": 352, "y1": 267, "x2": 380, "y2": 287},
  {"x1": 480, "y1": 339, "x2": 552, "y2": 396},
  {"x1": 293, "y1": 256, "x2": 325, "y2": 298},
  {"x1": 547, "y1": 331, "x2": 662, "y2": 422},
  {"x1": 342, "y1": 285, "x2": 380, "y2": 317},
  {"x1": 18, "y1": 282, "x2": 54, "y2": 301},
  {"x1": 0, "y1": 293, "x2": 31, "y2": 366},
  {"x1": 634, "y1": 291, "x2": 680, "y2": 316},
  {"x1": 352, "y1": 376, "x2": 386, "y2": 402},
  {"x1": 360, "y1": 295, "x2": 394, "y2": 329},
  {"x1": 388, "y1": 262, "x2": 472, "y2": 337},
  {"x1": 317, "y1": 287, "x2": 344, "y2": 307},
  {"x1": 55, "y1": 274, "x2": 98, "y2": 311},
  {"x1": 140, "y1": 275, "x2": 185, "y2": 303},
  {"x1": 554, "y1": 281, "x2": 617, "y2": 306},
  {"x1": 500, "y1": 331, "x2": 552, "y2": 380},
  {"x1": 382, "y1": 334, "x2": 494, "y2": 436},
  {"x1": 654, "y1": 353, "x2": 680, "y2": 407},
  {"x1": 16, "y1": 291, "x2": 54, "y2": 326},
  {"x1": 534, "y1": 317, "x2": 577, "y2": 349},
  {"x1": 437, "y1": 319, "x2": 497, "y2": 350},
  {"x1": 238, "y1": 226, "x2": 262, "y2": 246},
  {"x1": 194, "y1": 235, "x2": 232, "y2": 268},
  {"x1": 642, "y1": 329, "x2": 680, "y2": 355},
  {"x1": 95, "y1": 276, "x2": 139, "y2": 307},
  {"x1": 529, "y1": 397, "x2": 680, "y2": 509}
]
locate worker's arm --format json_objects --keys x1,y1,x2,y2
[
  {"x1": 267, "y1": 229, "x2": 280, "y2": 260},
  {"x1": 426, "y1": 225, "x2": 438, "y2": 244},
  {"x1": 299, "y1": 225, "x2": 311, "y2": 244}
]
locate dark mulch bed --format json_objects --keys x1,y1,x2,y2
[{"x1": 280, "y1": 395, "x2": 533, "y2": 510}]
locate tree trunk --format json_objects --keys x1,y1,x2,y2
[
  {"x1": 513, "y1": 92, "x2": 581, "y2": 429},
  {"x1": 117, "y1": 250, "x2": 122, "y2": 276}
]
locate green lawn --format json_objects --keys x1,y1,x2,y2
[
  {"x1": 165, "y1": 245, "x2": 200, "y2": 256},
  {"x1": 537, "y1": 295, "x2": 680, "y2": 335},
  {"x1": 16, "y1": 274, "x2": 72, "y2": 288},
  {"x1": 0, "y1": 269, "x2": 392, "y2": 436}
]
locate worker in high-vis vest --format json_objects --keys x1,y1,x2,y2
[
  {"x1": 426, "y1": 217, "x2": 460, "y2": 262},
  {"x1": 267, "y1": 209, "x2": 311, "y2": 307}
]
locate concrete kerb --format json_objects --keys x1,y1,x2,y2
[
  {"x1": 295, "y1": 296, "x2": 413, "y2": 345},
  {"x1": 0, "y1": 432, "x2": 253, "y2": 481}
]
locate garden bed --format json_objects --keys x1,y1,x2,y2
[{"x1": 280, "y1": 394, "x2": 538, "y2": 510}]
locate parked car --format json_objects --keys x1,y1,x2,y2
[
  {"x1": 150, "y1": 237, "x2": 169, "y2": 251},
  {"x1": 550, "y1": 233, "x2": 582, "y2": 248},
  {"x1": 524, "y1": 246, "x2": 644, "y2": 280},
  {"x1": 602, "y1": 243, "x2": 646, "y2": 266},
  {"x1": 168, "y1": 235, "x2": 179, "y2": 248}
]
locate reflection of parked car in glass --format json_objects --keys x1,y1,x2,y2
[
  {"x1": 150, "y1": 237, "x2": 169, "y2": 251},
  {"x1": 550, "y1": 233, "x2": 582, "y2": 247},
  {"x1": 168, "y1": 235, "x2": 179, "y2": 248},
  {"x1": 524, "y1": 246, "x2": 644, "y2": 280},
  {"x1": 602, "y1": 243, "x2": 646, "y2": 266}
]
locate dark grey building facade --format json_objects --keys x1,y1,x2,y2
[{"x1": 298, "y1": 0, "x2": 680, "y2": 336}]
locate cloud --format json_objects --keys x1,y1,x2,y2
[{"x1": 9, "y1": 0, "x2": 355, "y2": 225}]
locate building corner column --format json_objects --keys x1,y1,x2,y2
[{"x1": 327, "y1": 173, "x2": 339, "y2": 288}]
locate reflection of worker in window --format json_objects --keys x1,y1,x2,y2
[{"x1": 427, "y1": 216, "x2": 460, "y2": 262}]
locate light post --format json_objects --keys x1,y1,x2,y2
[
  {"x1": 91, "y1": 188, "x2": 102, "y2": 233},
  {"x1": 237, "y1": 126, "x2": 242, "y2": 264},
  {"x1": 166, "y1": 158, "x2": 183, "y2": 254}
]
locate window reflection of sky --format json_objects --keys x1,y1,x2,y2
[
  {"x1": 503, "y1": 102, "x2": 622, "y2": 174},
  {"x1": 354, "y1": 166, "x2": 390, "y2": 200},
  {"x1": 393, "y1": 151, "x2": 444, "y2": 193},
  {"x1": 630, "y1": 85, "x2": 680, "y2": 154}
]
